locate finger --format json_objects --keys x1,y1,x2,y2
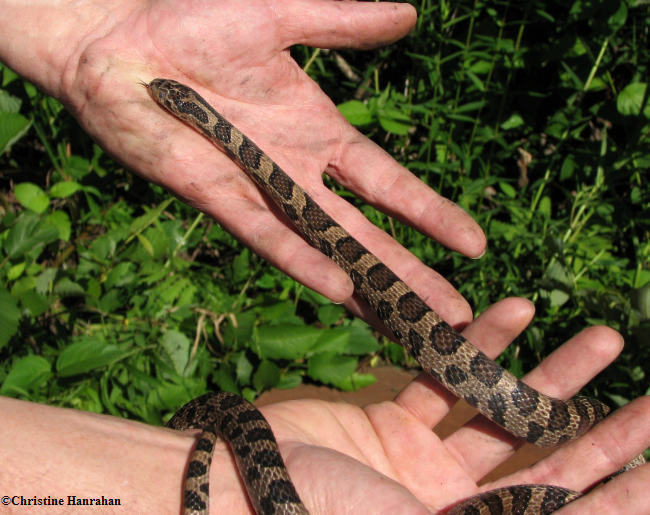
[
  {"x1": 508, "y1": 396, "x2": 650, "y2": 495},
  {"x1": 276, "y1": 0, "x2": 417, "y2": 49},
  {"x1": 305, "y1": 183, "x2": 474, "y2": 326},
  {"x1": 557, "y1": 461, "x2": 649, "y2": 514},
  {"x1": 394, "y1": 298, "x2": 536, "y2": 429},
  {"x1": 445, "y1": 325, "x2": 625, "y2": 480},
  {"x1": 329, "y1": 129, "x2": 487, "y2": 258}
]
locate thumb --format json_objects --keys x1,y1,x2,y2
[{"x1": 275, "y1": 0, "x2": 417, "y2": 49}]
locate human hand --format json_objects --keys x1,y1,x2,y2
[
  {"x1": 0, "y1": 298, "x2": 645, "y2": 513},
  {"x1": 0, "y1": 0, "x2": 485, "y2": 326},
  {"x1": 245, "y1": 298, "x2": 649, "y2": 513}
]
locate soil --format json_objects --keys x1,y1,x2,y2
[{"x1": 257, "y1": 365, "x2": 552, "y2": 484}]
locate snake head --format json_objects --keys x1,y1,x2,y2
[{"x1": 147, "y1": 78, "x2": 210, "y2": 126}]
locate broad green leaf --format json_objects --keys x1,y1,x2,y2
[
  {"x1": 338, "y1": 372, "x2": 377, "y2": 392},
  {"x1": 560, "y1": 155, "x2": 576, "y2": 181},
  {"x1": 104, "y1": 261, "x2": 136, "y2": 289},
  {"x1": 63, "y1": 154, "x2": 92, "y2": 179},
  {"x1": 14, "y1": 182, "x2": 49, "y2": 213},
  {"x1": 345, "y1": 322, "x2": 381, "y2": 355},
  {"x1": 617, "y1": 83, "x2": 649, "y2": 118},
  {"x1": 54, "y1": 277, "x2": 85, "y2": 297},
  {"x1": 277, "y1": 371, "x2": 303, "y2": 390},
  {"x1": 45, "y1": 210, "x2": 71, "y2": 241},
  {"x1": 501, "y1": 113, "x2": 524, "y2": 130},
  {"x1": 498, "y1": 181, "x2": 517, "y2": 199},
  {"x1": 317, "y1": 304, "x2": 345, "y2": 326},
  {"x1": 7, "y1": 262, "x2": 25, "y2": 280},
  {"x1": 0, "y1": 90, "x2": 21, "y2": 112},
  {"x1": 215, "y1": 363, "x2": 239, "y2": 394},
  {"x1": 56, "y1": 337, "x2": 125, "y2": 377},
  {"x1": 545, "y1": 261, "x2": 573, "y2": 287},
  {"x1": 338, "y1": 100, "x2": 373, "y2": 126},
  {"x1": 50, "y1": 181, "x2": 82, "y2": 198},
  {"x1": 252, "y1": 360, "x2": 281, "y2": 390},
  {"x1": 307, "y1": 352, "x2": 357, "y2": 388},
  {"x1": 0, "y1": 355, "x2": 51, "y2": 395},
  {"x1": 378, "y1": 108, "x2": 412, "y2": 135},
  {"x1": 489, "y1": 220, "x2": 518, "y2": 242},
  {"x1": 608, "y1": 0, "x2": 627, "y2": 32},
  {"x1": 539, "y1": 196, "x2": 551, "y2": 218},
  {"x1": 0, "y1": 288, "x2": 20, "y2": 349},
  {"x1": 255, "y1": 324, "x2": 321, "y2": 360},
  {"x1": 3, "y1": 212, "x2": 59, "y2": 259},
  {"x1": 549, "y1": 289, "x2": 570, "y2": 307},
  {"x1": 0, "y1": 111, "x2": 31, "y2": 153},
  {"x1": 161, "y1": 330, "x2": 191, "y2": 376},
  {"x1": 235, "y1": 351, "x2": 254, "y2": 385},
  {"x1": 311, "y1": 328, "x2": 350, "y2": 354},
  {"x1": 20, "y1": 290, "x2": 49, "y2": 317}
]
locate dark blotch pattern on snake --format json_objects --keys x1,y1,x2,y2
[{"x1": 147, "y1": 79, "x2": 644, "y2": 515}]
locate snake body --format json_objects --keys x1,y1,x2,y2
[
  {"x1": 148, "y1": 79, "x2": 640, "y2": 514},
  {"x1": 167, "y1": 392, "x2": 308, "y2": 515}
]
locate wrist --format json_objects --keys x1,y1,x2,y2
[{"x1": 0, "y1": 396, "x2": 250, "y2": 514}]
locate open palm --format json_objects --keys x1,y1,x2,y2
[
  {"x1": 248, "y1": 298, "x2": 649, "y2": 514},
  {"x1": 55, "y1": 0, "x2": 484, "y2": 326}
]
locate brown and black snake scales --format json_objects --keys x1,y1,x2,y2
[{"x1": 146, "y1": 79, "x2": 644, "y2": 515}]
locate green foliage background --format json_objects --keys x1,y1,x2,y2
[{"x1": 1, "y1": 0, "x2": 648, "y2": 426}]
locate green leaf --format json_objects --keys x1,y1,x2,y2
[
  {"x1": 50, "y1": 181, "x2": 83, "y2": 198},
  {"x1": 317, "y1": 304, "x2": 345, "y2": 326},
  {"x1": 0, "y1": 288, "x2": 20, "y2": 349},
  {"x1": 608, "y1": 0, "x2": 627, "y2": 33},
  {"x1": 378, "y1": 108, "x2": 412, "y2": 135},
  {"x1": 0, "y1": 89, "x2": 21, "y2": 112},
  {"x1": 277, "y1": 371, "x2": 303, "y2": 390},
  {"x1": 545, "y1": 261, "x2": 573, "y2": 288},
  {"x1": 501, "y1": 113, "x2": 524, "y2": 130},
  {"x1": 311, "y1": 328, "x2": 350, "y2": 354},
  {"x1": 20, "y1": 290, "x2": 49, "y2": 317},
  {"x1": 14, "y1": 182, "x2": 49, "y2": 213},
  {"x1": 56, "y1": 337, "x2": 125, "y2": 377},
  {"x1": 632, "y1": 284, "x2": 650, "y2": 319},
  {"x1": 235, "y1": 351, "x2": 254, "y2": 385},
  {"x1": 0, "y1": 355, "x2": 52, "y2": 396},
  {"x1": 255, "y1": 324, "x2": 321, "y2": 360},
  {"x1": 307, "y1": 352, "x2": 358, "y2": 388},
  {"x1": 338, "y1": 100, "x2": 373, "y2": 126},
  {"x1": 63, "y1": 154, "x2": 92, "y2": 179},
  {"x1": 53, "y1": 277, "x2": 85, "y2": 297},
  {"x1": 549, "y1": 289, "x2": 570, "y2": 307},
  {"x1": 104, "y1": 262, "x2": 136, "y2": 289},
  {"x1": 3, "y1": 212, "x2": 59, "y2": 259},
  {"x1": 136, "y1": 233, "x2": 154, "y2": 257},
  {"x1": 345, "y1": 322, "x2": 381, "y2": 354},
  {"x1": 337, "y1": 372, "x2": 377, "y2": 392},
  {"x1": 617, "y1": 83, "x2": 649, "y2": 118},
  {"x1": 161, "y1": 330, "x2": 191, "y2": 375},
  {"x1": 538, "y1": 196, "x2": 551, "y2": 218},
  {"x1": 0, "y1": 111, "x2": 31, "y2": 153},
  {"x1": 128, "y1": 198, "x2": 174, "y2": 236},
  {"x1": 7, "y1": 262, "x2": 26, "y2": 281},
  {"x1": 45, "y1": 210, "x2": 71, "y2": 241},
  {"x1": 498, "y1": 181, "x2": 517, "y2": 199},
  {"x1": 252, "y1": 360, "x2": 281, "y2": 390}
]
